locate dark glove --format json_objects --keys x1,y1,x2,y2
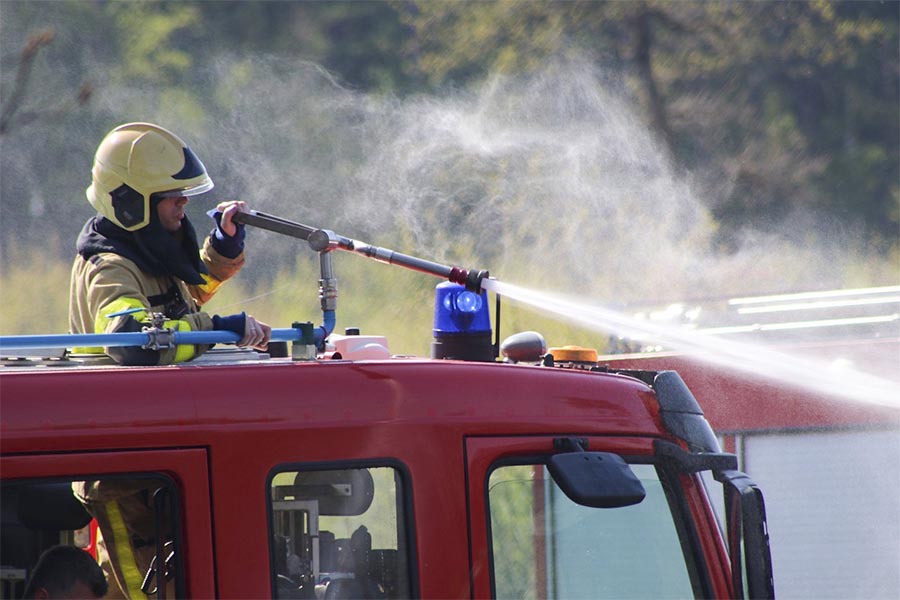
[
  {"x1": 212, "y1": 312, "x2": 246, "y2": 336},
  {"x1": 207, "y1": 209, "x2": 246, "y2": 258}
]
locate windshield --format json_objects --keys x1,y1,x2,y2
[{"x1": 489, "y1": 463, "x2": 693, "y2": 599}]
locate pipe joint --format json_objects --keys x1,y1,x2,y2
[
  {"x1": 448, "y1": 267, "x2": 490, "y2": 293},
  {"x1": 319, "y1": 279, "x2": 338, "y2": 311},
  {"x1": 308, "y1": 229, "x2": 340, "y2": 253}
]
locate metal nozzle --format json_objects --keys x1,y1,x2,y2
[
  {"x1": 448, "y1": 268, "x2": 490, "y2": 293},
  {"x1": 233, "y1": 210, "x2": 492, "y2": 292},
  {"x1": 319, "y1": 252, "x2": 338, "y2": 312}
]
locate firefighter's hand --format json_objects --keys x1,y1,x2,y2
[
  {"x1": 239, "y1": 315, "x2": 271, "y2": 350},
  {"x1": 216, "y1": 201, "x2": 249, "y2": 237}
]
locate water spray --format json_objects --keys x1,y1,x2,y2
[{"x1": 481, "y1": 279, "x2": 900, "y2": 411}]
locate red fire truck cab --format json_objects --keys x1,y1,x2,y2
[
  {"x1": 0, "y1": 218, "x2": 774, "y2": 599},
  {"x1": 1, "y1": 338, "x2": 773, "y2": 599}
]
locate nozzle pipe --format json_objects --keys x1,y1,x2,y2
[
  {"x1": 232, "y1": 210, "x2": 316, "y2": 241},
  {"x1": 336, "y1": 237, "x2": 489, "y2": 292},
  {"x1": 234, "y1": 210, "x2": 490, "y2": 292}
]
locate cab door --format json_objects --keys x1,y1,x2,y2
[
  {"x1": 466, "y1": 435, "x2": 720, "y2": 599},
  {"x1": 0, "y1": 448, "x2": 215, "y2": 599}
]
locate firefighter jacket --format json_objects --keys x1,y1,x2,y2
[
  {"x1": 73, "y1": 480, "x2": 175, "y2": 600},
  {"x1": 69, "y1": 213, "x2": 245, "y2": 365}
]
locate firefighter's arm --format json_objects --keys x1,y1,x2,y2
[
  {"x1": 192, "y1": 201, "x2": 248, "y2": 306},
  {"x1": 84, "y1": 257, "x2": 270, "y2": 359},
  {"x1": 83, "y1": 260, "x2": 214, "y2": 365}
]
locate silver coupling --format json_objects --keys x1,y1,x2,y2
[
  {"x1": 142, "y1": 326, "x2": 175, "y2": 351},
  {"x1": 319, "y1": 278, "x2": 338, "y2": 311}
]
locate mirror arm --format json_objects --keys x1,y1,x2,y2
[
  {"x1": 654, "y1": 439, "x2": 738, "y2": 473},
  {"x1": 553, "y1": 437, "x2": 588, "y2": 453}
]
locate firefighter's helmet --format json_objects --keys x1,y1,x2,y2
[{"x1": 85, "y1": 122, "x2": 214, "y2": 231}]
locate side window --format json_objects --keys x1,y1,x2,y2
[
  {"x1": 0, "y1": 475, "x2": 182, "y2": 600},
  {"x1": 489, "y1": 463, "x2": 694, "y2": 599},
  {"x1": 268, "y1": 465, "x2": 413, "y2": 599}
]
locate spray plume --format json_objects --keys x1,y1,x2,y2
[{"x1": 483, "y1": 279, "x2": 900, "y2": 411}]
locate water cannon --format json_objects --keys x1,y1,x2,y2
[
  {"x1": 233, "y1": 211, "x2": 490, "y2": 293},
  {"x1": 234, "y1": 210, "x2": 498, "y2": 361}
]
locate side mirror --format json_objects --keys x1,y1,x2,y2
[
  {"x1": 715, "y1": 469, "x2": 775, "y2": 599},
  {"x1": 547, "y1": 451, "x2": 646, "y2": 509}
]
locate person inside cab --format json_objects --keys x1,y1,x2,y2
[
  {"x1": 69, "y1": 122, "x2": 270, "y2": 365},
  {"x1": 22, "y1": 545, "x2": 108, "y2": 599}
]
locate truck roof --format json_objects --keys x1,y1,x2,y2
[{"x1": 0, "y1": 354, "x2": 666, "y2": 455}]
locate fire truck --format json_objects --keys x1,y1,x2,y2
[{"x1": 0, "y1": 213, "x2": 775, "y2": 599}]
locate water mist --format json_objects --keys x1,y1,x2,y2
[{"x1": 482, "y1": 278, "x2": 900, "y2": 411}]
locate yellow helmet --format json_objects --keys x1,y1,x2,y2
[{"x1": 85, "y1": 123, "x2": 214, "y2": 231}]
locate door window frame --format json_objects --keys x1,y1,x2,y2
[
  {"x1": 265, "y1": 457, "x2": 420, "y2": 599},
  {"x1": 465, "y1": 436, "x2": 717, "y2": 598},
  {"x1": 0, "y1": 448, "x2": 215, "y2": 599}
]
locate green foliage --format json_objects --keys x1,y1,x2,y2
[
  {"x1": 194, "y1": 1, "x2": 414, "y2": 92},
  {"x1": 399, "y1": 1, "x2": 570, "y2": 88},
  {"x1": 0, "y1": 242, "x2": 70, "y2": 335},
  {"x1": 403, "y1": 0, "x2": 898, "y2": 244},
  {"x1": 653, "y1": 1, "x2": 899, "y2": 242},
  {"x1": 105, "y1": 2, "x2": 202, "y2": 84},
  {"x1": 489, "y1": 466, "x2": 538, "y2": 600},
  {"x1": 0, "y1": 0, "x2": 896, "y2": 340}
]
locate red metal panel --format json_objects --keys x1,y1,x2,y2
[
  {"x1": 1, "y1": 360, "x2": 662, "y2": 453},
  {"x1": 206, "y1": 423, "x2": 474, "y2": 598},
  {"x1": 1, "y1": 358, "x2": 668, "y2": 597},
  {"x1": 679, "y1": 472, "x2": 733, "y2": 597}
]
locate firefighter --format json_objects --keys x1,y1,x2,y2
[
  {"x1": 69, "y1": 122, "x2": 270, "y2": 365},
  {"x1": 69, "y1": 124, "x2": 270, "y2": 597}
]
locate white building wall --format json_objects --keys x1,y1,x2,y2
[{"x1": 742, "y1": 429, "x2": 900, "y2": 599}]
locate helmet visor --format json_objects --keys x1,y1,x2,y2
[{"x1": 152, "y1": 179, "x2": 215, "y2": 199}]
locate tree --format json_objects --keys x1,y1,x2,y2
[
  {"x1": 194, "y1": 1, "x2": 414, "y2": 93},
  {"x1": 657, "y1": 1, "x2": 898, "y2": 246},
  {"x1": 401, "y1": 0, "x2": 898, "y2": 250},
  {"x1": 0, "y1": 29, "x2": 92, "y2": 135}
]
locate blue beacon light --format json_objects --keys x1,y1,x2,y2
[{"x1": 431, "y1": 281, "x2": 494, "y2": 361}]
